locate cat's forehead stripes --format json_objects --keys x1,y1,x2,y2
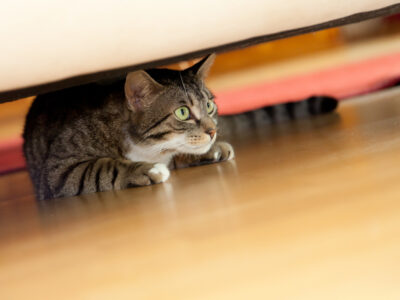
[
  {"x1": 188, "y1": 82, "x2": 211, "y2": 103},
  {"x1": 188, "y1": 93, "x2": 197, "y2": 106},
  {"x1": 191, "y1": 106, "x2": 201, "y2": 119},
  {"x1": 194, "y1": 84, "x2": 209, "y2": 101}
]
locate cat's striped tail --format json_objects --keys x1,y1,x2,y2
[
  {"x1": 219, "y1": 96, "x2": 339, "y2": 133},
  {"x1": 259, "y1": 96, "x2": 338, "y2": 121}
]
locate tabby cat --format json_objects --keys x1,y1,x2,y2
[
  {"x1": 24, "y1": 55, "x2": 234, "y2": 200},
  {"x1": 24, "y1": 54, "x2": 338, "y2": 201}
]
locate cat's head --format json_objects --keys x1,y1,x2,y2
[{"x1": 124, "y1": 54, "x2": 217, "y2": 155}]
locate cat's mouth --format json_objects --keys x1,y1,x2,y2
[{"x1": 179, "y1": 134, "x2": 217, "y2": 155}]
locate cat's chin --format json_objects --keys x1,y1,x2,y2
[
  {"x1": 177, "y1": 134, "x2": 216, "y2": 155},
  {"x1": 178, "y1": 142, "x2": 214, "y2": 155}
]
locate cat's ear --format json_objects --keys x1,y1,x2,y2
[
  {"x1": 189, "y1": 53, "x2": 216, "y2": 80},
  {"x1": 125, "y1": 71, "x2": 163, "y2": 111}
]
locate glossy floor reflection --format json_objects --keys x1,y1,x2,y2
[{"x1": 1, "y1": 87, "x2": 400, "y2": 299}]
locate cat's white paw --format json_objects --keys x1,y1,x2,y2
[
  {"x1": 226, "y1": 146, "x2": 235, "y2": 160},
  {"x1": 213, "y1": 151, "x2": 220, "y2": 160},
  {"x1": 149, "y1": 163, "x2": 170, "y2": 182}
]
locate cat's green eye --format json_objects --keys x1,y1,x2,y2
[
  {"x1": 175, "y1": 106, "x2": 190, "y2": 121},
  {"x1": 206, "y1": 100, "x2": 215, "y2": 114}
]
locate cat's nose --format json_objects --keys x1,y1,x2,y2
[{"x1": 205, "y1": 129, "x2": 216, "y2": 139}]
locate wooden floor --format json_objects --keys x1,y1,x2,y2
[{"x1": 1, "y1": 87, "x2": 400, "y2": 299}]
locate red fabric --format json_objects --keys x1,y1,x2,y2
[
  {"x1": 215, "y1": 52, "x2": 400, "y2": 115},
  {"x1": 0, "y1": 137, "x2": 25, "y2": 174}
]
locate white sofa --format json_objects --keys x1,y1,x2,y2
[{"x1": 0, "y1": 0, "x2": 399, "y2": 102}]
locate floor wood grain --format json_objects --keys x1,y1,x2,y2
[{"x1": 1, "y1": 87, "x2": 400, "y2": 299}]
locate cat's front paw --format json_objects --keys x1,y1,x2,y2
[
  {"x1": 128, "y1": 162, "x2": 170, "y2": 187},
  {"x1": 172, "y1": 142, "x2": 235, "y2": 169},
  {"x1": 148, "y1": 163, "x2": 170, "y2": 183},
  {"x1": 206, "y1": 141, "x2": 235, "y2": 162}
]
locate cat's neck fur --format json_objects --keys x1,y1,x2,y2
[{"x1": 124, "y1": 134, "x2": 179, "y2": 165}]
